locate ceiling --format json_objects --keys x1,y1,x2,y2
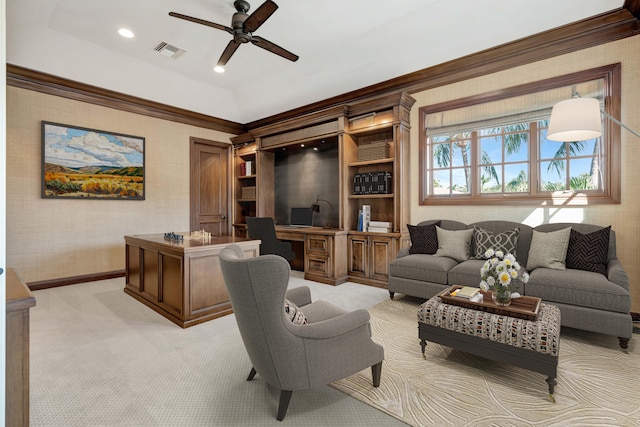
[{"x1": 7, "y1": 0, "x2": 625, "y2": 125}]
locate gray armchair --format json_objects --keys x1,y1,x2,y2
[{"x1": 219, "y1": 244, "x2": 384, "y2": 421}]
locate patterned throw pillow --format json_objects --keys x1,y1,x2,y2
[
  {"x1": 565, "y1": 226, "x2": 610, "y2": 275},
  {"x1": 284, "y1": 299, "x2": 308, "y2": 325},
  {"x1": 526, "y1": 227, "x2": 571, "y2": 271},
  {"x1": 434, "y1": 226, "x2": 474, "y2": 262},
  {"x1": 407, "y1": 221, "x2": 441, "y2": 254},
  {"x1": 473, "y1": 227, "x2": 520, "y2": 259}
]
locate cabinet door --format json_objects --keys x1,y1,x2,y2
[
  {"x1": 348, "y1": 235, "x2": 368, "y2": 278},
  {"x1": 369, "y1": 236, "x2": 395, "y2": 282}
]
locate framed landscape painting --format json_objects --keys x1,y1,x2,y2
[{"x1": 42, "y1": 122, "x2": 145, "y2": 200}]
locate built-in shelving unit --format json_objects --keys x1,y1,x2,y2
[
  {"x1": 342, "y1": 92, "x2": 415, "y2": 288},
  {"x1": 230, "y1": 92, "x2": 415, "y2": 288}
]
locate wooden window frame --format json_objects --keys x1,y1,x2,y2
[{"x1": 419, "y1": 63, "x2": 622, "y2": 206}]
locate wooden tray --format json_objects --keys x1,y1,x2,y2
[{"x1": 438, "y1": 285, "x2": 541, "y2": 321}]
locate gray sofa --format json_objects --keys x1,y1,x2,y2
[{"x1": 389, "y1": 220, "x2": 633, "y2": 349}]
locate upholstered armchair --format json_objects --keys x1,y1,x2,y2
[
  {"x1": 246, "y1": 216, "x2": 295, "y2": 261},
  {"x1": 219, "y1": 244, "x2": 384, "y2": 421}
]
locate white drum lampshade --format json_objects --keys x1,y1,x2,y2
[{"x1": 547, "y1": 97, "x2": 602, "y2": 142}]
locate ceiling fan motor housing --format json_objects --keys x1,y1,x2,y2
[{"x1": 232, "y1": 0, "x2": 252, "y2": 43}]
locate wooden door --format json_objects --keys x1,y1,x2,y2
[
  {"x1": 190, "y1": 138, "x2": 230, "y2": 236},
  {"x1": 347, "y1": 234, "x2": 368, "y2": 278},
  {"x1": 369, "y1": 236, "x2": 396, "y2": 282}
]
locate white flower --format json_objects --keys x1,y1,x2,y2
[
  {"x1": 495, "y1": 250, "x2": 504, "y2": 258},
  {"x1": 484, "y1": 248, "x2": 495, "y2": 258},
  {"x1": 486, "y1": 276, "x2": 495, "y2": 286},
  {"x1": 498, "y1": 272, "x2": 511, "y2": 286},
  {"x1": 510, "y1": 292, "x2": 522, "y2": 299},
  {"x1": 504, "y1": 253, "x2": 516, "y2": 264},
  {"x1": 521, "y1": 272, "x2": 530, "y2": 283},
  {"x1": 510, "y1": 269, "x2": 518, "y2": 279},
  {"x1": 479, "y1": 281, "x2": 489, "y2": 291}
]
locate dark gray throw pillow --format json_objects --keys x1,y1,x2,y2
[
  {"x1": 565, "y1": 226, "x2": 610, "y2": 275},
  {"x1": 473, "y1": 227, "x2": 520, "y2": 259},
  {"x1": 408, "y1": 221, "x2": 441, "y2": 254}
]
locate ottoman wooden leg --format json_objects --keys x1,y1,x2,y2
[
  {"x1": 546, "y1": 376, "x2": 557, "y2": 403},
  {"x1": 420, "y1": 338, "x2": 427, "y2": 359}
]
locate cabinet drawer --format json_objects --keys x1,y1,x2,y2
[
  {"x1": 306, "y1": 256, "x2": 330, "y2": 278},
  {"x1": 306, "y1": 235, "x2": 330, "y2": 254}
]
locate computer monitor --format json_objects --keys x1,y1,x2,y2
[{"x1": 290, "y1": 207, "x2": 313, "y2": 227}]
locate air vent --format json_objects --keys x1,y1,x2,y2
[{"x1": 153, "y1": 41, "x2": 186, "y2": 59}]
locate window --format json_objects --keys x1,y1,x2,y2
[{"x1": 419, "y1": 64, "x2": 621, "y2": 205}]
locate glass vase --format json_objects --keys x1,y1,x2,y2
[{"x1": 491, "y1": 290, "x2": 512, "y2": 307}]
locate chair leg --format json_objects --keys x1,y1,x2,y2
[
  {"x1": 389, "y1": 291, "x2": 395, "y2": 300},
  {"x1": 371, "y1": 361, "x2": 382, "y2": 387},
  {"x1": 247, "y1": 367, "x2": 257, "y2": 381},
  {"x1": 277, "y1": 390, "x2": 293, "y2": 421}
]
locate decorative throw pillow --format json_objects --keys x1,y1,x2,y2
[
  {"x1": 434, "y1": 226, "x2": 474, "y2": 262},
  {"x1": 473, "y1": 227, "x2": 520, "y2": 259},
  {"x1": 284, "y1": 299, "x2": 308, "y2": 325},
  {"x1": 526, "y1": 227, "x2": 572, "y2": 271},
  {"x1": 408, "y1": 221, "x2": 441, "y2": 254},
  {"x1": 565, "y1": 226, "x2": 610, "y2": 275}
]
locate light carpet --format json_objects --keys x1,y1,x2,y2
[
  {"x1": 333, "y1": 296, "x2": 640, "y2": 426},
  {"x1": 29, "y1": 275, "x2": 407, "y2": 426}
]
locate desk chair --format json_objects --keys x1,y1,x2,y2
[
  {"x1": 246, "y1": 217, "x2": 295, "y2": 261},
  {"x1": 219, "y1": 244, "x2": 384, "y2": 420}
]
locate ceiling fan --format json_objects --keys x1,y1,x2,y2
[{"x1": 169, "y1": 0, "x2": 299, "y2": 68}]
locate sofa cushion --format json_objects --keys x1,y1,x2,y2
[
  {"x1": 473, "y1": 226, "x2": 520, "y2": 259},
  {"x1": 565, "y1": 226, "x2": 610, "y2": 275},
  {"x1": 526, "y1": 268, "x2": 631, "y2": 313},
  {"x1": 527, "y1": 227, "x2": 571, "y2": 271},
  {"x1": 389, "y1": 254, "x2": 458, "y2": 284},
  {"x1": 407, "y1": 221, "x2": 441, "y2": 254},
  {"x1": 434, "y1": 227, "x2": 474, "y2": 262}
]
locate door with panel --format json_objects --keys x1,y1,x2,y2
[{"x1": 190, "y1": 138, "x2": 230, "y2": 236}]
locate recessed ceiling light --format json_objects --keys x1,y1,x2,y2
[
  {"x1": 118, "y1": 28, "x2": 134, "y2": 38},
  {"x1": 213, "y1": 66, "x2": 225, "y2": 73}
]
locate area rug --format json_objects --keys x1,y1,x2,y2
[{"x1": 332, "y1": 297, "x2": 640, "y2": 426}]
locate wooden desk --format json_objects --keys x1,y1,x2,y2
[
  {"x1": 124, "y1": 234, "x2": 260, "y2": 328},
  {"x1": 276, "y1": 227, "x2": 348, "y2": 286},
  {"x1": 6, "y1": 268, "x2": 36, "y2": 427}
]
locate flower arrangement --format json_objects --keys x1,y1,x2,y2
[{"x1": 479, "y1": 249, "x2": 529, "y2": 306}]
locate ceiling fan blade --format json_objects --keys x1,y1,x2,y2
[
  {"x1": 217, "y1": 40, "x2": 242, "y2": 66},
  {"x1": 243, "y1": 0, "x2": 278, "y2": 33},
  {"x1": 169, "y1": 12, "x2": 233, "y2": 35},
  {"x1": 251, "y1": 35, "x2": 299, "y2": 62}
]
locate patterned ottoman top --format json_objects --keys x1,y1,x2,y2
[{"x1": 418, "y1": 297, "x2": 561, "y2": 356}]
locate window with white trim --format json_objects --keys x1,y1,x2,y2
[{"x1": 420, "y1": 65, "x2": 620, "y2": 206}]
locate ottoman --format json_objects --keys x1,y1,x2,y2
[{"x1": 418, "y1": 296, "x2": 561, "y2": 401}]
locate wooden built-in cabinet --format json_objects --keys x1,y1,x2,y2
[
  {"x1": 342, "y1": 93, "x2": 415, "y2": 287},
  {"x1": 231, "y1": 135, "x2": 274, "y2": 238},
  {"x1": 231, "y1": 92, "x2": 415, "y2": 288},
  {"x1": 347, "y1": 233, "x2": 397, "y2": 288}
]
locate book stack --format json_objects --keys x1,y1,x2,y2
[
  {"x1": 368, "y1": 220, "x2": 392, "y2": 233},
  {"x1": 245, "y1": 161, "x2": 252, "y2": 176},
  {"x1": 357, "y1": 205, "x2": 371, "y2": 231},
  {"x1": 450, "y1": 286, "x2": 480, "y2": 299}
]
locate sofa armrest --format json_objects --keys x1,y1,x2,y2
[
  {"x1": 607, "y1": 258, "x2": 630, "y2": 291},
  {"x1": 397, "y1": 247, "x2": 410, "y2": 258}
]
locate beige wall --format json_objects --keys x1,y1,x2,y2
[
  {"x1": 409, "y1": 34, "x2": 640, "y2": 312},
  {"x1": 6, "y1": 87, "x2": 235, "y2": 283}
]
